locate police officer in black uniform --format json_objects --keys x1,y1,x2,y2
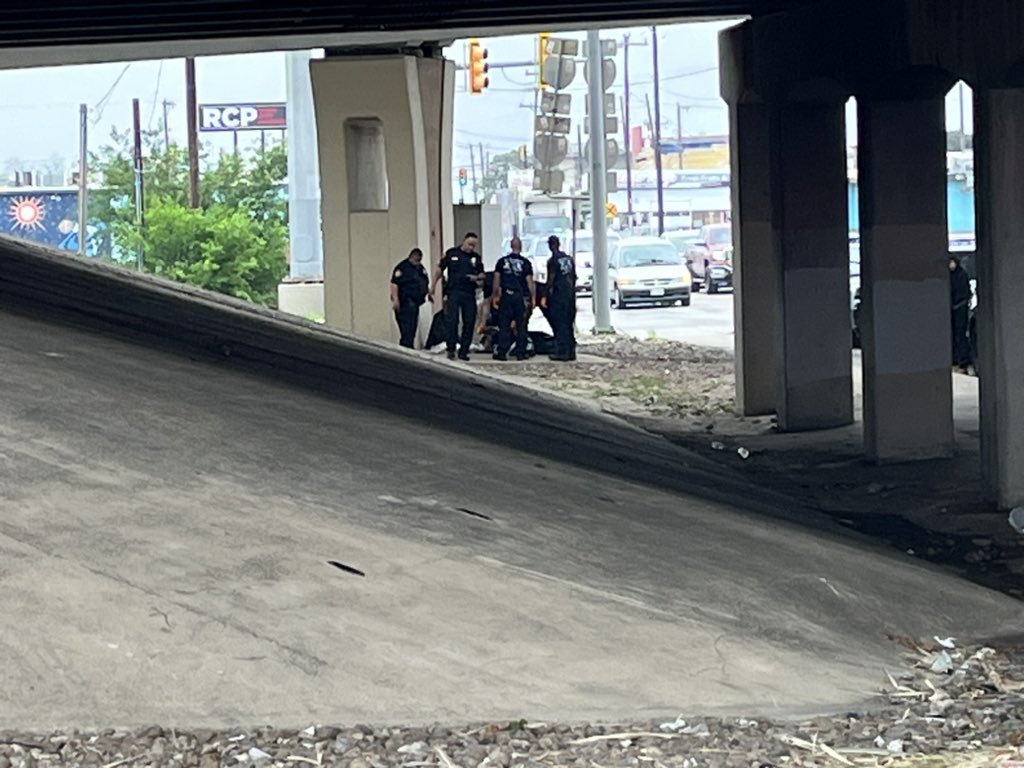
[
  {"x1": 389, "y1": 247, "x2": 429, "y2": 348},
  {"x1": 491, "y1": 236, "x2": 536, "y2": 361},
  {"x1": 545, "y1": 235, "x2": 577, "y2": 361},
  {"x1": 432, "y1": 232, "x2": 485, "y2": 360}
]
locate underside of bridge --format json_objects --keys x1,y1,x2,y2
[{"x1": 1, "y1": 0, "x2": 1022, "y2": 512}]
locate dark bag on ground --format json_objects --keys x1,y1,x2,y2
[{"x1": 425, "y1": 310, "x2": 447, "y2": 350}]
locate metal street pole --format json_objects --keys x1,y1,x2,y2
[
  {"x1": 651, "y1": 26, "x2": 666, "y2": 236},
  {"x1": 587, "y1": 29, "x2": 613, "y2": 334},
  {"x1": 78, "y1": 104, "x2": 89, "y2": 257},
  {"x1": 622, "y1": 34, "x2": 634, "y2": 224}
]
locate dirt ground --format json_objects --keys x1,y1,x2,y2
[{"x1": 500, "y1": 336, "x2": 1024, "y2": 601}]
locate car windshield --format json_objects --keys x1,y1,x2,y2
[
  {"x1": 708, "y1": 227, "x2": 732, "y2": 246},
  {"x1": 618, "y1": 243, "x2": 684, "y2": 267}
]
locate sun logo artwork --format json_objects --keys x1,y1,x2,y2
[{"x1": 8, "y1": 196, "x2": 46, "y2": 232}]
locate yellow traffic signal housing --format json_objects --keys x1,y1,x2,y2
[
  {"x1": 468, "y1": 39, "x2": 489, "y2": 94},
  {"x1": 538, "y1": 32, "x2": 550, "y2": 89}
]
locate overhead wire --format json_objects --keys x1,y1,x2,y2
[
  {"x1": 92, "y1": 63, "x2": 132, "y2": 125},
  {"x1": 147, "y1": 60, "x2": 164, "y2": 129}
]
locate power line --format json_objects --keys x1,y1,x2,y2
[
  {"x1": 92, "y1": 63, "x2": 132, "y2": 125},
  {"x1": 147, "y1": 61, "x2": 164, "y2": 129}
]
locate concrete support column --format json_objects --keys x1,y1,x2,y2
[
  {"x1": 974, "y1": 87, "x2": 1024, "y2": 508},
  {"x1": 857, "y1": 96, "x2": 954, "y2": 461},
  {"x1": 773, "y1": 100, "x2": 853, "y2": 431},
  {"x1": 311, "y1": 54, "x2": 454, "y2": 343},
  {"x1": 729, "y1": 102, "x2": 778, "y2": 416}
]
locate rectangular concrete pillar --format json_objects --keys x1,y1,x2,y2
[
  {"x1": 974, "y1": 87, "x2": 1024, "y2": 508},
  {"x1": 729, "y1": 102, "x2": 778, "y2": 417},
  {"x1": 773, "y1": 101, "x2": 853, "y2": 431},
  {"x1": 857, "y1": 97, "x2": 954, "y2": 461},
  {"x1": 312, "y1": 54, "x2": 455, "y2": 343}
]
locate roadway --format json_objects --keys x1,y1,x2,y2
[
  {"x1": 2, "y1": 300, "x2": 1021, "y2": 730},
  {"x1": 529, "y1": 290, "x2": 736, "y2": 349}
]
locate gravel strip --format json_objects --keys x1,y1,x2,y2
[{"x1": 3, "y1": 640, "x2": 1023, "y2": 768}]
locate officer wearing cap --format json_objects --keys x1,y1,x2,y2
[
  {"x1": 389, "y1": 247, "x2": 429, "y2": 348},
  {"x1": 544, "y1": 235, "x2": 577, "y2": 361},
  {"x1": 491, "y1": 236, "x2": 536, "y2": 361},
  {"x1": 432, "y1": 232, "x2": 485, "y2": 360}
]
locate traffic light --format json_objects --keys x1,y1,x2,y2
[
  {"x1": 537, "y1": 33, "x2": 550, "y2": 89},
  {"x1": 458, "y1": 167, "x2": 468, "y2": 187},
  {"x1": 468, "y1": 39, "x2": 489, "y2": 94}
]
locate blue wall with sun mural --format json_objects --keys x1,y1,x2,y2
[{"x1": 1, "y1": 188, "x2": 84, "y2": 249}]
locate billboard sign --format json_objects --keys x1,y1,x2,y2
[{"x1": 199, "y1": 103, "x2": 287, "y2": 132}]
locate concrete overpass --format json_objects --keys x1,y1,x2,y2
[{"x1": 1, "y1": 0, "x2": 1022, "y2": 506}]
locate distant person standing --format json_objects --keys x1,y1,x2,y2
[
  {"x1": 432, "y1": 232, "x2": 485, "y2": 360},
  {"x1": 389, "y1": 247, "x2": 429, "y2": 349},
  {"x1": 545, "y1": 235, "x2": 577, "y2": 361},
  {"x1": 950, "y1": 254, "x2": 973, "y2": 372},
  {"x1": 491, "y1": 236, "x2": 536, "y2": 361}
]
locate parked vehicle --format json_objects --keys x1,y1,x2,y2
[
  {"x1": 684, "y1": 223, "x2": 733, "y2": 290},
  {"x1": 570, "y1": 231, "x2": 620, "y2": 298},
  {"x1": 664, "y1": 228, "x2": 703, "y2": 259},
  {"x1": 705, "y1": 246, "x2": 734, "y2": 294},
  {"x1": 609, "y1": 236, "x2": 692, "y2": 308}
]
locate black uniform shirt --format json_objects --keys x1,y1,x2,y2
[
  {"x1": 440, "y1": 247, "x2": 484, "y2": 294},
  {"x1": 391, "y1": 258, "x2": 429, "y2": 305},
  {"x1": 495, "y1": 252, "x2": 533, "y2": 294},
  {"x1": 950, "y1": 264, "x2": 972, "y2": 310},
  {"x1": 546, "y1": 250, "x2": 577, "y2": 296}
]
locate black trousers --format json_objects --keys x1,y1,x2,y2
[
  {"x1": 395, "y1": 301, "x2": 420, "y2": 349},
  {"x1": 952, "y1": 304, "x2": 971, "y2": 367},
  {"x1": 497, "y1": 292, "x2": 529, "y2": 357},
  {"x1": 550, "y1": 293, "x2": 576, "y2": 358},
  {"x1": 446, "y1": 291, "x2": 478, "y2": 356}
]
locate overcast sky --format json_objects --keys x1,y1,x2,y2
[{"x1": 0, "y1": 19, "x2": 973, "y2": 176}]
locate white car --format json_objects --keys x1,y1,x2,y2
[
  {"x1": 575, "y1": 251, "x2": 616, "y2": 299},
  {"x1": 610, "y1": 236, "x2": 693, "y2": 308}
]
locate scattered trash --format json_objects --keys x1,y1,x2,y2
[
  {"x1": 248, "y1": 747, "x2": 272, "y2": 761},
  {"x1": 658, "y1": 716, "x2": 687, "y2": 732},
  {"x1": 1010, "y1": 507, "x2": 1024, "y2": 534},
  {"x1": 711, "y1": 441, "x2": 725, "y2": 451},
  {"x1": 886, "y1": 739, "x2": 904, "y2": 754},
  {"x1": 929, "y1": 650, "x2": 954, "y2": 674},
  {"x1": 934, "y1": 636, "x2": 956, "y2": 650},
  {"x1": 737, "y1": 447, "x2": 751, "y2": 460},
  {"x1": 301, "y1": 726, "x2": 315, "y2": 737}
]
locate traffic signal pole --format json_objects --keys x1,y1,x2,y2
[{"x1": 587, "y1": 29, "x2": 613, "y2": 334}]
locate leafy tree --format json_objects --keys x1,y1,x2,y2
[
  {"x1": 478, "y1": 148, "x2": 527, "y2": 203},
  {"x1": 89, "y1": 128, "x2": 288, "y2": 307}
]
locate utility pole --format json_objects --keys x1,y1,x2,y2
[
  {"x1": 162, "y1": 99, "x2": 172, "y2": 151},
  {"x1": 77, "y1": 104, "x2": 88, "y2": 257},
  {"x1": 651, "y1": 26, "x2": 665, "y2": 236},
  {"x1": 132, "y1": 98, "x2": 145, "y2": 272},
  {"x1": 479, "y1": 141, "x2": 486, "y2": 195},
  {"x1": 185, "y1": 57, "x2": 200, "y2": 208},
  {"x1": 586, "y1": 28, "x2": 613, "y2": 334},
  {"x1": 676, "y1": 102, "x2": 684, "y2": 168},
  {"x1": 469, "y1": 144, "x2": 478, "y2": 203},
  {"x1": 622, "y1": 33, "x2": 633, "y2": 223}
]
